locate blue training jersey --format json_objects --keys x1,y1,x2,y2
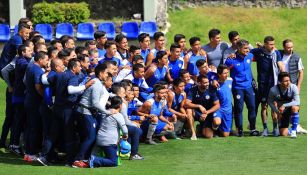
[
  {"x1": 187, "y1": 86, "x2": 219, "y2": 113},
  {"x1": 216, "y1": 78, "x2": 233, "y2": 113},
  {"x1": 141, "y1": 48, "x2": 150, "y2": 64},
  {"x1": 168, "y1": 58, "x2": 184, "y2": 80},
  {"x1": 187, "y1": 52, "x2": 206, "y2": 76},
  {"x1": 146, "y1": 66, "x2": 167, "y2": 87},
  {"x1": 171, "y1": 92, "x2": 185, "y2": 111}
]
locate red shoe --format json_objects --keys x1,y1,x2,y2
[{"x1": 72, "y1": 160, "x2": 88, "y2": 168}]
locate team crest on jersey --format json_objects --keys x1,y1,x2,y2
[
  {"x1": 261, "y1": 97, "x2": 266, "y2": 102},
  {"x1": 236, "y1": 63, "x2": 240, "y2": 66},
  {"x1": 213, "y1": 113, "x2": 217, "y2": 117},
  {"x1": 236, "y1": 95, "x2": 241, "y2": 99},
  {"x1": 178, "y1": 63, "x2": 182, "y2": 67},
  {"x1": 205, "y1": 95, "x2": 210, "y2": 100},
  {"x1": 246, "y1": 59, "x2": 251, "y2": 64},
  {"x1": 228, "y1": 84, "x2": 232, "y2": 89}
]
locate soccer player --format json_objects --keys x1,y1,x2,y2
[
  {"x1": 202, "y1": 28, "x2": 229, "y2": 68},
  {"x1": 24, "y1": 51, "x2": 49, "y2": 161},
  {"x1": 185, "y1": 75, "x2": 221, "y2": 138},
  {"x1": 94, "y1": 31, "x2": 107, "y2": 58},
  {"x1": 250, "y1": 36, "x2": 284, "y2": 136},
  {"x1": 60, "y1": 35, "x2": 75, "y2": 49},
  {"x1": 146, "y1": 32, "x2": 166, "y2": 66},
  {"x1": 98, "y1": 40, "x2": 122, "y2": 67},
  {"x1": 215, "y1": 65, "x2": 233, "y2": 137},
  {"x1": 179, "y1": 69, "x2": 194, "y2": 94},
  {"x1": 225, "y1": 39, "x2": 259, "y2": 136},
  {"x1": 279, "y1": 39, "x2": 306, "y2": 134},
  {"x1": 50, "y1": 39, "x2": 63, "y2": 51},
  {"x1": 85, "y1": 40, "x2": 97, "y2": 51},
  {"x1": 138, "y1": 84, "x2": 175, "y2": 144},
  {"x1": 168, "y1": 43, "x2": 184, "y2": 80},
  {"x1": 268, "y1": 72, "x2": 300, "y2": 138},
  {"x1": 167, "y1": 79, "x2": 196, "y2": 139},
  {"x1": 89, "y1": 96, "x2": 128, "y2": 168},
  {"x1": 138, "y1": 33, "x2": 151, "y2": 65},
  {"x1": 114, "y1": 34, "x2": 130, "y2": 62},
  {"x1": 184, "y1": 37, "x2": 206, "y2": 81},
  {"x1": 144, "y1": 51, "x2": 171, "y2": 87},
  {"x1": 174, "y1": 34, "x2": 187, "y2": 58}
]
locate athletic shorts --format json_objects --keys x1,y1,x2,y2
[
  {"x1": 279, "y1": 107, "x2": 292, "y2": 129},
  {"x1": 194, "y1": 110, "x2": 221, "y2": 129},
  {"x1": 258, "y1": 83, "x2": 274, "y2": 103},
  {"x1": 219, "y1": 110, "x2": 233, "y2": 132}
]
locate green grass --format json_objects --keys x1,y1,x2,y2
[{"x1": 1, "y1": 7, "x2": 307, "y2": 175}]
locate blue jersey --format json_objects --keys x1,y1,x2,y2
[
  {"x1": 146, "y1": 66, "x2": 167, "y2": 87},
  {"x1": 184, "y1": 82, "x2": 194, "y2": 94},
  {"x1": 171, "y1": 92, "x2": 184, "y2": 111},
  {"x1": 13, "y1": 56, "x2": 31, "y2": 103},
  {"x1": 225, "y1": 52, "x2": 253, "y2": 89},
  {"x1": 216, "y1": 78, "x2": 233, "y2": 113},
  {"x1": 53, "y1": 70, "x2": 78, "y2": 106},
  {"x1": 141, "y1": 48, "x2": 150, "y2": 64},
  {"x1": 24, "y1": 63, "x2": 44, "y2": 107},
  {"x1": 168, "y1": 58, "x2": 184, "y2": 80},
  {"x1": 98, "y1": 54, "x2": 122, "y2": 67},
  {"x1": 150, "y1": 48, "x2": 164, "y2": 59},
  {"x1": 98, "y1": 48, "x2": 106, "y2": 58},
  {"x1": 187, "y1": 86, "x2": 219, "y2": 112},
  {"x1": 187, "y1": 52, "x2": 206, "y2": 76},
  {"x1": 250, "y1": 48, "x2": 281, "y2": 85},
  {"x1": 0, "y1": 34, "x2": 23, "y2": 70}
]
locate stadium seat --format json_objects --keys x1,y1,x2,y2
[
  {"x1": 139, "y1": 21, "x2": 158, "y2": 37},
  {"x1": 35, "y1": 24, "x2": 53, "y2": 41},
  {"x1": 0, "y1": 24, "x2": 10, "y2": 42},
  {"x1": 121, "y1": 22, "x2": 139, "y2": 39},
  {"x1": 97, "y1": 22, "x2": 116, "y2": 40},
  {"x1": 55, "y1": 23, "x2": 74, "y2": 39},
  {"x1": 76, "y1": 22, "x2": 95, "y2": 40},
  {"x1": 13, "y1": 24, "x2": 18, "y2": 35}
]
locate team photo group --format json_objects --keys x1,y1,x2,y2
[{"x1": 0, "y1": 17, "x2": 305, "y2": 168}]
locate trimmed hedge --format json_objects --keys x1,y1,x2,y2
[{"x1": 32, "y1": 2, "x2": 90, "y2": 24}]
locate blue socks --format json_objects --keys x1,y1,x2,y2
[{"x1": 291, "y1": 112, "x2": 300, "y2": 131}]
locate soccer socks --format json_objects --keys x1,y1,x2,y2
[
  {"x1": 147, "y1": 123, "x2": 157, "y2": 139},
  {"x1": 273, "y1": 122, "x2": 278, "y2": 129},
  {"x1": 291, "y1": 112, "x2": 300, "y2": 131},
  {"x1": 174, "y1": 120, "x2": 184, "y2": 135}
]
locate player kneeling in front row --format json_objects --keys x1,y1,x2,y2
[{"x1": 268, "y1": 72, "x2": 300, "y2": 138}]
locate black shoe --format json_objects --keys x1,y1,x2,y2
[
  {"x1": 250, "y1": 130, "x2": 260, "y2": 136},
  {"x1": 9, "y1": 145, "x2": 24, "y2": 156},
  {"x1": 37, "y1": 157, "x2": 50, "y2": 166},
  {"x1": 238, "y1": 130, "x2": 243, "y2": 137}
]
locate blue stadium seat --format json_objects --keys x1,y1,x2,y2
[
  {"x1": 56, "y1": 23, "x2": 74, "y2": 39},
  {"x1": 13, "y1": 25, "x2": 18, "y2": 35},
  {"x1": 139, "y1": 21, "x2": 158, "y2": 37},
  {"x1": 121, "y1": 22, "x2": 139, "y2": 39},
  {"x1": 35, "y1": 24, "x2": 53, "y2": 41},
  {"x1": 0, "y1": 24, "x2": 10, "y2": 42},
  {"x1": 76, "y1": 22, "x2": 95, "y2": 40},
  {"x1": 97, "y1": 22, "x2": 116, "y2": 40}
]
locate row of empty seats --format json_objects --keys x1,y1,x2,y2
[{"x1": 0, "y1": 21, "x2": 158, "y2": 42}]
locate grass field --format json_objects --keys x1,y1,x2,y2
[{"x1": 1, "y1": 7, "x2": 307, "y2": 175}]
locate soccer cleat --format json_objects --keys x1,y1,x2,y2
[
  {"x1": 272, "y1": 128, "x2": 279, "y2": 137},
  {"x1": 129, "y1": 153, "x2": 144, "y2": 160},
  {"x1": 290, "y1": 131, "x2": 297, "y2": 138},
  {"x1": 72, "y1": 160, "x2": 88, "y2": 168},
  {"x1": 297, "y1": 125, "x2": 307, "y2": 134},
  {"x1": 190, "y1": 135, "x2": 197, "y2": 140},
  {"x1": 145, "y1": 138, "x2": 158, "y2": 145},
  {"x1": 261, "y1": 128, "x2": 269, "y2": 137},
  {"x1": 238, "y1": 130, "x2": 243, "y2": 137},
  {"x1": 9, "y1": 145, "x2": 24, "y2": 156},
  {"x1": 89, "y1": 155, "x2": 95, "y2": 168},
  {"x1": 37, "y1": 157, "x2": 50, "y2": 166},
  {"x1": 250, "y1": 130, "x2": 260, "y2": 136}
]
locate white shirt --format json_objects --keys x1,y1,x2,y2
[{"x1": 282, "y1": 54, "x2": 304, "y2": 72}]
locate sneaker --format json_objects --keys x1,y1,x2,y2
[
  {"x1": 261, "y1": 128, "x2": 269, "y2": 137},
  {"x1": 290, "y1": 131, "x2": 297, "y2": 138},
  {"x1": 250, "y1": 130, "x2": 260, "y2": 136},
  {"x1": 238, "y1": 130, "x2": 243, "y2": 137},
  {"x1": 23, "y1": 154, "x2": 37, "y2": 162},
  {"x1": 297, "y1": 125, "x2": 307, "y2": 134},
  {"x1": 88, "y1": 155, "x2": 95, "y2": 168},
  {"x1": 72, "y1": 160, "x2": 88, "y2": 168},
  {"x1": 37, "y1": 157, "x2": 50, "y2": 166},
  {"x1": 160, "y1": 135, "x2": 168, "y2": 142},
  {"x1": 9, "y1": 145, "x2": 24, "y2": 156},
  {"x1": 272, "y1": 128, "x2": 279, "y2": 137},
  {"x1": 145, "y1": 138, "x2": 158, "y2": 145},
  {"x1": 129, "y1": 153, "x2": 144, "y2": 160},
  {"x1": 190, "y1": 135, "x2": 197, "y2": 140},
  {"x1": 212, "y1": 123, "x2": 219, "y2": 131}
]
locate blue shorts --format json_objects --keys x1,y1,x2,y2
[
  {"x1": 141, "y1": 118, "x2": 167, "y2": 135},
  {"x1": 194, "y1": 110, "x2": 221, "y2": 129},
  {"x1": 219, "y1": 110, "x2": 233, "y2": 132}
]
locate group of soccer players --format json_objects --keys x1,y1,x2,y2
[{"x1": 0, "y1": 17, "x2": 305, "y2": 168}]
